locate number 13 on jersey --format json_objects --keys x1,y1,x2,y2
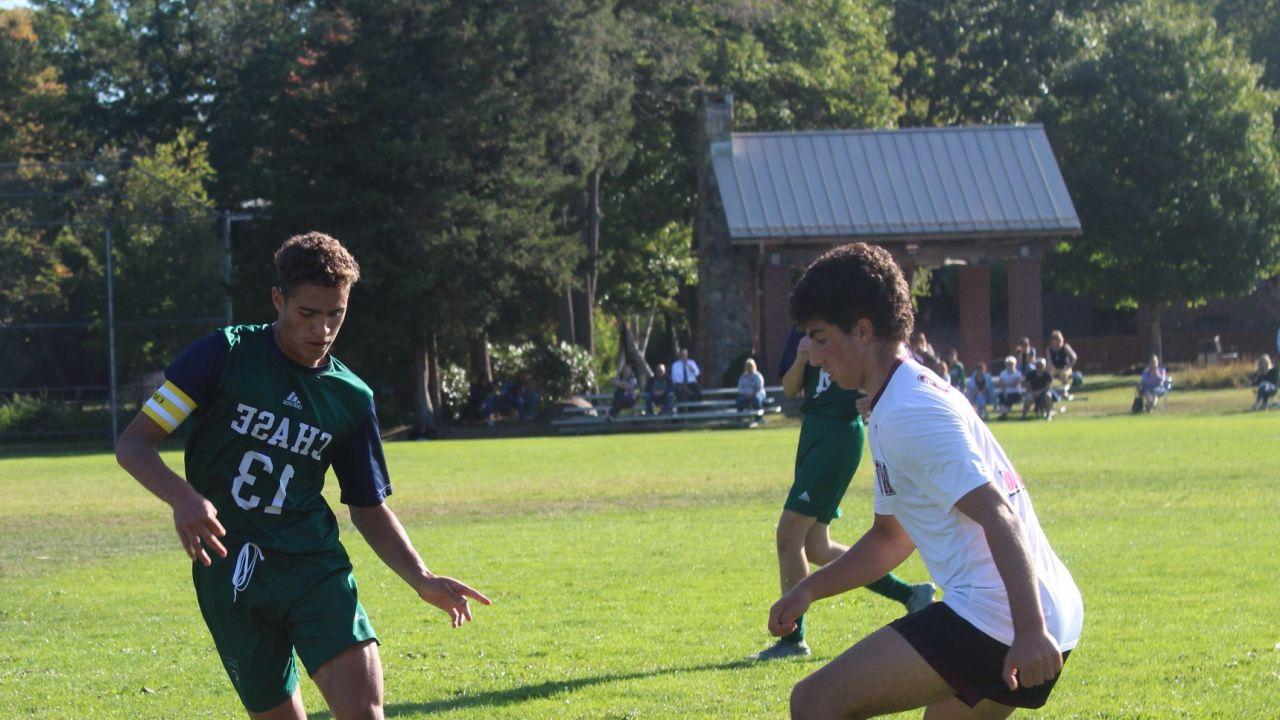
[{"x1": 231, "y1": 450, "x2": 294, "y2": 515}]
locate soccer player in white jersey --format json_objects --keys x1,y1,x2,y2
[{"x1": 767, "y1": 242, "x2": 1083, "y2": 719}]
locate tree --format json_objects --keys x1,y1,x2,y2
[
  {"x1": 889, "y1": 0, "x2": 1120, "y2": 126},
  {"x1": 265, "y1": 1, "x2": 602, "y2": 435},
  {"x1": 604, "y1": 0, "x2": 901, "y2": 366},
  {"x1": 1042, "y1": 0, "x2": 1280, "y2": 357}
]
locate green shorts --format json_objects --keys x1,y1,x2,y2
[
  {"x1": 784, "y1": 416, "x2": 864, "y2": 524},
  {"x1": 192, "y1": 540, "x2": 378, "y2": 713}
]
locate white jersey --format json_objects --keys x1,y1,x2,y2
[{"x1": 868, "y1": 358, "x2": 1083, "y2": 650}]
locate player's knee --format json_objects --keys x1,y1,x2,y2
[
  {"x1": 792, "y1": 676, "x2": 872, "y2": 720},
  {"x1": 330, "y1": 698, "x2": 383, "y2": 720},
  {"x1": 776, "y1": 524, "x2": 805, "y2": 555},
  {"x1": 790, "y1": 677, "x2": 845, "y2": 720}
]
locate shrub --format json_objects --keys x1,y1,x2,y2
[
  {"x1": 0, "y1": 393, "x2": 106, "y2": 436},
  {"x1": 489, "y1": 340, "x2": 596, "y2": 402},
  {"x1": 1171, "y1": 360, "x2": 1256, "y2": 390}
]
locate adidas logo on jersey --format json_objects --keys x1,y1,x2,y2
[
  {"x1": 797, "y1": 491, "x2": 811, "y2": 502},
  {"x1": 283, "y1": 392, "x2": 303, "y2": 410}
]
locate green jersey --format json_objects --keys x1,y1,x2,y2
[
  {"x1": 143, "y1": 324, "x2": 391, "y2": 554},
  {"x1": 800, "y1": 363, "x2": 863, "y2": 421}
]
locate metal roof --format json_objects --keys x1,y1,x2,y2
[{"x1": 711, "y1": 124, "x2": 1080, "y2": 243}]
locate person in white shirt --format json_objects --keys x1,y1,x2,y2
[
  {"x1": 995, "y1": 356, "x2": 1024, "y2": 421},
  {"x1": 671, "y1": 348, "x2": 703, "y2": 402},
  {"x1": 768, "y1": 242, "x2": 1083, "y2": 719}
]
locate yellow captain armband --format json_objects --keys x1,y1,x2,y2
[{"x1": 142, "y1": 380, "x2": 197, "y2": 434}]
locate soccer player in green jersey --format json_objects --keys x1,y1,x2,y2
[
  {"x1": 116, "y1": 232, "x2": 490, "y2": 719},
  {"x1": 753, "y1": 329, "x2": 933, "y2": 660}
]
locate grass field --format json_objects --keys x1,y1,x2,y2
[{"x1": 1, "y1": 380, "x2": 1278, "y2": 718}]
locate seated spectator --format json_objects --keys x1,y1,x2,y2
[
  {"x1": 511, "y1": 376, "x2": 540, "y2": 422},
  {"x1": 995, "y1": 356, "x2": 1024, "y2": 421},
  {"x1": 967, "y1": 361, "x2": 995, "y2": 419},
  {"x1": 1045, "y1": 330, "x2": 1079, "y2": 400},
  {"x1": 736, "y1": 358, "x2": 766, "y2": 411},
  {"x1": 671, "y1": 348, "x2": 703, "y2": 402},
  {"x1": 482, "y1": 378, "x2": 519, "y2": 426},
  {"x1": 1252, "y1": 354, "x2": 1278, "y2": 411},
  {"x1": 609, "y1": 364, "x2": 638, "y2": 419},
  {"x1": 645, "y1": 362, "x2": 676, "y2": 415},
  {"x1": 1136, "y1": 354, "x2": 1171, "y2": 413},
  {"x1": 945, "y1": 348, "x2": 966, "y2": 392},
  {"x1": 1023, "y1": 358, "x2": 1055, "y2": 420},
  {"x1": 909, "y1": 331, "x2": 938, "y2": 367}
]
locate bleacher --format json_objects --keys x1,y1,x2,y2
[{"x1": 551, "y1": 386, "x2": 785, "y2": 434}]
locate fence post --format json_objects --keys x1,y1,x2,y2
[{"x1": 104, "y1": 224, "x2": 119, "y2": 446}]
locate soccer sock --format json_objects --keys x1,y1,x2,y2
[
  {"x1": 781, "y1": 613, "x2": 806, "y2": 644},
  {"x1": 865, "y1": 573, "x2": 914, "y2": 604}
]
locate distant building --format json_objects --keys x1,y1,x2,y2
[{"x1": 693, "y1": 93, "x2": 1081, "y2": 381}]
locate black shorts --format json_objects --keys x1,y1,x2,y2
[{"x1": 888, "y1": 602, "x2": 1071, "y2": 709}]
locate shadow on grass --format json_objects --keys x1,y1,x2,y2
[{"x1": 308, "y1": 658, "x2": 761, "y2": 719}]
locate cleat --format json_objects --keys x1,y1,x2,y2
[
  {"x1": 750, "y1": 640, "x2": 811, "y2": 661},
  {"x1": 906, "y1": 583, "x2": 936, "y2": 614}
]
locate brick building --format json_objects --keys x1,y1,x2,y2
[{"x1": 694, "y1": 93, "x2": 1082, "y2": 381}]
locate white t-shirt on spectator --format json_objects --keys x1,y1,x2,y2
[
  {"x1": 672, "y1": 359, "x2": 700, "y2": 384},
  {"x1": 997, "y1": 368, "x2": 1024, "y2": 394},
  {"x1": 868, "y1": 358, "x2": 1083, "y2": 651}
]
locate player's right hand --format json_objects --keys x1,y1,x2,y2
[
  {"x1": 768, "y1": 586, "x2": 812, "y2": 637},
  {"x1": 171, "y1": 491, "x2": 227, "y2": 567},
  {"x1": 797, "y1": 335, "x2": 812, "y2": 358},
  {"x1": 416, "y1": 575, "x2": 493, "y2": 628}
]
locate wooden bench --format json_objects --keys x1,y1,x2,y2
[{"x1": 552, "y1": 386, "x2": 785, "y2": 433}]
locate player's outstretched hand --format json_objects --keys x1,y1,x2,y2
[
  {"x1": 1002, "y1": 629, "x2": 1063, "y2": 690},
  {"x1": 768, "y1": 586, "x2": 812, "y2": 637},
  {"x1": 416, "y1": 576, "x2": 493, "y2": 628},
  {"x1": 171, "y1": 490, "x2": 227, "y2": 567}
]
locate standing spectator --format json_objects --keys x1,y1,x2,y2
[
  {"x1": 1045, "y1": 331, "x2": 1079, "y2": 400},
  {"x1": 1023, "y1": 358, "x2": 1055, "y2": 420},
  {"x1": 1015, "y1": 337, "x2": 1038, "y2": 376},
  {"x1": 933, "y1": 359, "x2": 949, "y2": 381},
  {"x1": 736, "y1": 358, "x2": 767, "y2": 411},
  {"x1": 645, "y1": 363, "x2": 675, "y2": 415},
  {"x1": 608, "y1": 364, "x2": 638, "y2": 419},
  {"x1": 671, "y1": 348, "x2": 703, "y2": 402},
  {"x1": 1136, "y1": 355, "x2": 1170, "y2": 413},
  {"x1": 967, "y1": 361, "x2": 995, "y2": 419},
  {"x1": 1251, "y1": 354, "x2": 1278, "y2": 410},
  {"x1": 945, "y1": 348, "x2": 966, "y2": 392},
  {"x1": 909, "y1": 331, "x2": 938, "y2": 367},
  {"x1": 996, "y1": 355, "x2": 1024, "y2": 420}
]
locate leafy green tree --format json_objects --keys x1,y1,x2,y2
[
  {"x1": 605, "y1": 0, "x2": 901, "y2": 364},
  {"x1": 265, "y1": 1, "x2": 611, "y2": 434},
  {"x1": 889, "y1": 0, "x2": 1119, "y2": 126},
  {"x1": 1042, "y1": 1, "x2": 1280, "y2": 357},
  {"x1": 1209, "y1": 0, "x2": 1280, "y2": 90}
]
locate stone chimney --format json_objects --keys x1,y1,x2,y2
[{"x1": 694, "y1": 91, "x2": 755, "y2": 386}]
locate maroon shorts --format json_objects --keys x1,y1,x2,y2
[{"x1": 888, "y1": 602, "x2": 1071, "y2": 709}]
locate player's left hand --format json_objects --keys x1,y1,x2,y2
[
  {"x1": 1002, "y1": 628, "x2": 1063, "y2": 690},
  {"x1": 767, "y1": 586, "x2": 812, "y2": 637},
  {"x1": 416, "y1": 575, "x2": 492, "y2": 628},
  {"x1": 855, "y1": 395, "x2": 872, "y2": 419}
]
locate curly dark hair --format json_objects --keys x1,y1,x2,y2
[
  {"x1": 274, "y1": 232, "x2": 361, "y2": 296},
  {"x1": 788, "y1": 242, "x2": 913, "y2": 343}
]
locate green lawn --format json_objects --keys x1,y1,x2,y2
[{"x1": 1, "y1": 383, "x2": 1278, "y2": 718}]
